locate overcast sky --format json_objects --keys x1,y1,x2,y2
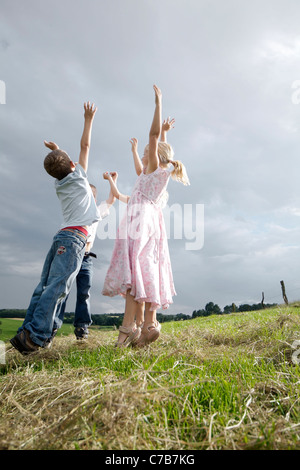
[{"x1": 2, "y1": 0, "x2": 300, "y2": 316}]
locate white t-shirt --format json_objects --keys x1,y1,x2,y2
[
  {"x1": 87, "y1": 201, "x2": 110, "y2": 248},
  {"x1": 55, "y1": 164, "x2": 100, "y2": 228}
]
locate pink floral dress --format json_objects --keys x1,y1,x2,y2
[{"x1": 102, "y1": 166, "x2": 176, "y2": 310}]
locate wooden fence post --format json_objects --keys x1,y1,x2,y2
[
  {"x1": 280, "y1": 280, "x2": 289, "y2": 305},
  {"x1": 261, "y1": 292, "x2": 265, "y2": 309}
]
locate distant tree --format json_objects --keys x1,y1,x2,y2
[
  {"x1": 0, "y1": 309, "x2": 27, "y2": 318},
  {"x1": 192, "y1": 309, "x2": 206, "y2": 318},
  {"x1": 175, "y1": 313, "x2": 190, "y2": 321},
  {"x1": 238, "y1": 302, "x2": 277, "y2": 312},
  {"x1": 205, "y1": 302, "x2": 222, "y2": 315},
  {"x1": 238, "y1": 304, "x2": 253, "y2": 312},
  {"x1": 223, "y1": 305, "x2": 233, "y2": 314}
]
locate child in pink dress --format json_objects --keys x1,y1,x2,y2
[{"x1": 102, "y1": 85, "x2": 189, "y2": 347}]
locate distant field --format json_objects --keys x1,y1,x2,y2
[{"x1": 0, "y1": 318, "x2": 113, "y2": 343}]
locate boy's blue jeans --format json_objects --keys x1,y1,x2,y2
[
  {"x1": 54, "y1": 254, "x2": 94, "y2": 330},
  {"x1": 19, "y1": 229, "x2": 87, "y2": 346}
]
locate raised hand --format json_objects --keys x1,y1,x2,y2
[
  {"x1": 44, "y1": 140, "x2": 59, "y2": 150},
  {"x1": 103, "y1": 171, "x2": 118, "y2": 181},
  {"x1": 84, "y1": 101, "x2": 97, "y2": 120},
  {"x1": 130, "y1": 138, "x2": 143, "y2": 175},
  {"x1": 162, "y1": 117, "x2": 175, "y2": 133},
  {"x1": 130, "y1": 138, "x2": 138, "y2": 153},
  {"x1": 110, "y1": 171, "x2": 118, "y2": 182},
  {"x1": 153, "y1": 84, "x2": 162, "y2": 104}
]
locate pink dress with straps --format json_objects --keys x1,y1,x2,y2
[{"x1": 102, "y1": 166, "x2": 176, "y2": 310}]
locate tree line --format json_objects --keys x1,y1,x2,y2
[
  {"x1": 0, "y1": 309, "x2": 191, "y2": 327},
  {"x1": 192, "y1": 301, "x2": 277, "y2": 318},
  {"x1": 0, "y1": 301, "x2": 278, "y2": 328}
]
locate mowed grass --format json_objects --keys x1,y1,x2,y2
[{"x1": 0, "y1": 306, "x2": 300, "y2": 450}]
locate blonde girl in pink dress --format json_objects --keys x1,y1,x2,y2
[{"x1": 102, "y1": 85, "x2": 189, "y2": 347}]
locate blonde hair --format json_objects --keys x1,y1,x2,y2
[
  {"x1": 90, "y1": 183, "x2": 97, "y2": 199},
  {"x1": 157, "y1": 142, "x2": 190, "y2": 186}
]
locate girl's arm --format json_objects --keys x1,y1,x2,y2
[
  {"x1": 97, "y1": 172, "x2": 117, "y2": 221},
  {"x1": 147, "y1": 85, "x2": 162, "y2": 173},
  {"x1": 106, "y1": 188, "x2": 115, "y2": 206},
  {"x1": 130, "y1": 138, "x2": 143, "y2": 175},
  {"x1": 160, "y1": 117, "x2": 175, "y2": 143},
  {"x1": 103, "y1": 172, "x2": 130, "y2": 204},
  {"x1": 105, "y1": 172, "x2": 116, "y2": 207}
]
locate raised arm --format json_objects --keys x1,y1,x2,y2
[
  {"x1": 160, "y1": 117, "x2": 175, "y2": 143},
  {"x1": 103, "y1": 172, "x2": 130, "y2": 204},
  {"x1": 105, "y1": 172, "x2": 117, "y2": 206},
  {"x1": 147, "y1": 85, "x2": 162, "y2": 173},
  {"x1": 130, "y1": 138, "x2": 143, "y2": 175},
  {"x1": 79, "y1": 101, "x2": 97, "y2": 173}
]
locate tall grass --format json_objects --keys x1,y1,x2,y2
[{"x1": 1, "y1": 306, "x2": 300, "y2": 450}]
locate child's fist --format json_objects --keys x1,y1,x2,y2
[{"x1": 110, "y1": 171, "x2": 118, "y2": 181}]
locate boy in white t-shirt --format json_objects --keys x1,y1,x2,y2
[
  {"x1": 50, "y1": 175, "x2": 117, "y2": 343},
  {"x1": 10, "y1": 102, "x2": 99, "y2": 354}
]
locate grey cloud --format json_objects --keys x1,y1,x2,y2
[{"x1": 1, "y1": 0, "x2": 300, "y2": 315}]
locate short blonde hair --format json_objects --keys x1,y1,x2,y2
[
  {"x1": 90, "y1": 184, "x2": 97, "y2": 199},
  {"x1": 44, "y1": 150, "x2": 72, "y2": 180}
]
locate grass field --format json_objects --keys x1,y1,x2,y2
[
  {"x1": 0, "y1": 319, "x2": 114, "y2": 343},
  {"x1": 0, "y1": 306, "x2": 300, "y2": 450},
  {"x1": 0, "y1": 318, "x2": 77, "y2": 343}
]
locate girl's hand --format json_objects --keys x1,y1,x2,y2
[
  {"x1": 162, "y1": 117, "x2": 175, "y2": 132},
  {"x1": 153, "y1": 84, "x2": 162, "y2": 104},
  {"x1": 44, "y1": 140, "x2": 59, "y2": 150},
  {"x1": 130, "y1": 138, "x2": 138, "y2": 152},
  {"x1": 110, "y1": 171, "x2": 118, "y2": 181},
  {"x1": 84, "y1": 101, "x2": 97, "y2": 120},
  {"x1": 103, "y1": 171, "x2": 118, "y2": 181}
]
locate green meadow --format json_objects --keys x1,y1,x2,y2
[
  {"x1": 0, "y1": 318, "x2": 114, "y2": 343},
  {"x1": 0, "y1": 306, "x2": 300, "y2": 450},
  {"x1": 0, "y1": 318, "x2": 76, "y2": 343}
]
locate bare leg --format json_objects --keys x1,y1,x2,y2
[
  {"x1": 135, "y1": 302, "x2": 145, "y2": 328},
  {"x1": 143, "y1": 302, "x2": 156, "y2": 327},
  {"x1": 135, "y1": 302, "x2": 161, "y2": 347},
  {"x1": 116, "y1": 290, "x2": 141, "y2": 345}
]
